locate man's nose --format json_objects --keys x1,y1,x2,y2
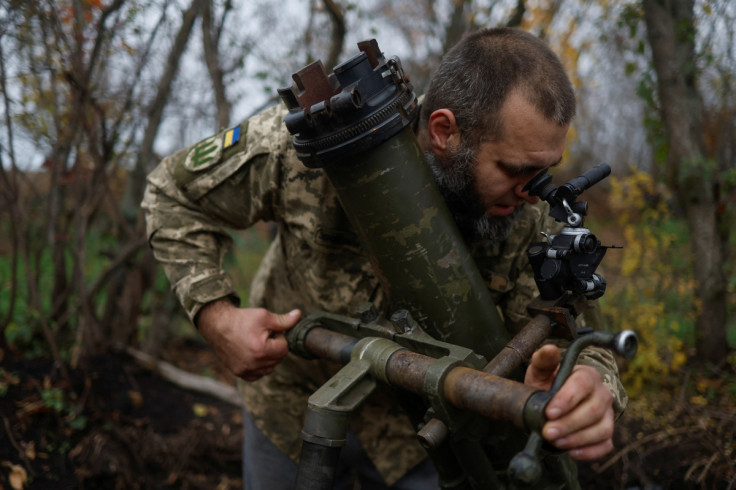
[{"x1": 514, "y1": 183, "x2": 539, "y2": 204}]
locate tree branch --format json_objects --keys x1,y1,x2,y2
[
  {"x1": 119, "y1": 343, "x2": 242, "y2": 407},
  {"x1": 202, "y1": 0, "x2": 231, "y2": 129},
  {"x1": 121, "y1": 0, "x2": 206, "y2": 217},
  {"x1": 506, "y1": 0, "x2": 526, "y2": 28},
  {"x1": 443, "y1": 0, "x2": 471, "y2": 53},
  {"x1": 322, "y1": 0, "x2": 346, "y2": 71}
]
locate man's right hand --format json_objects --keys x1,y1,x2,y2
[{"x1": 196, "y1": 299, "x2": 302, "y2": 382}]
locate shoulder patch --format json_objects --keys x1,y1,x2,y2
[
  {"x1": 183, "y1": 124, "x2": 245, "y2": 172},
  {"x1": 184, "y1": 131, "x2": 224, "y2": 172},
  {"x1": 171, "y1": 121, "x2": 252, "y2": 201}
]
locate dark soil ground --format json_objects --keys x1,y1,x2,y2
[
  {"x1": 1, "y1": 340, "x2": 243, "y2": 490},
  {"x1": 1, "y1": 338, "x2": 734, "y2": 490}
]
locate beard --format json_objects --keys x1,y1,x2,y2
[{"x1": 425, "y1": 142, "x2": 521, "y2": 245}]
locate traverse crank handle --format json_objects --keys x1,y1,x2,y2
[{"x1": 508, "y1": 330, "x2": 638, "y2": 485}]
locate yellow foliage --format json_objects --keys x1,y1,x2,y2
[
  {"x1": 521, "y1": 0, "x2": 555, "y2": 32},
  {"x1": 689, "y1": 395, "x2": 708, "y2": 406},
  {"x1": 604, "y1": 169, "x2": 693, "y2": 396}
]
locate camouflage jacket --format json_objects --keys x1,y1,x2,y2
[{"x1": 142, "y1": 102, "x2": 627, "y2": 485}]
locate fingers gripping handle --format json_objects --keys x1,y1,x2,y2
[
  {"x1": 509, "y1": 330, "x2": 638, "y2": 485},
  {"x1": 550, "y1": 330, "x2": 637, "y2": 395}
]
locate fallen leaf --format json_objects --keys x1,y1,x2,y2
[
  {"x1": 0, "y1": 369, "x2": 19, "y2": 385},
  {"x1": 2, "y1": 462, "x2": 28, "y2": 490},
  {"x1": 696, "y1": 378, "x2": 722, "y2": 392},
  {"x1": 127, "y1": 390, "x2": 143, "y2": 408},
  {"x1": 192, "y1": 403, "x2": 209, "y2": 417},
  {"x1": 23, "y1": 441, "x2": 35, "y2": 460},
  {"x1": 689, "y1": 395, "x2": 708, "y2": 406},
  {"x1": 166, "y1": 472, "x2": 179, "y2": 485}
]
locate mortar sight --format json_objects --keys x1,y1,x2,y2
[
  {"x1": 277, "y1": 39, "x2": 419, "y2": 168},
  {"x1": 523, "y1": 163, "x2": 611, "y2": 227},
  {"x1": 524, "y1": 163, "x2": 620, "y2": 301}
]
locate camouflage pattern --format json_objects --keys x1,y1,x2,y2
[{"x1": 142, "y1": 102, "x2": 627, "y2": 485}]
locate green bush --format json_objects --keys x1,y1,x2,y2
[{"x1": 600, "y1": 169, "x2": 694, "y2": 395}]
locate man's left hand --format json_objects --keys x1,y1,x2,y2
[{"x1": 525, "y1": 344, "x2": 615, "y2": 461}]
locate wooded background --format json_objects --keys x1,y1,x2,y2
[{"x1": 1, "y1": 0, "x2": 735, "y2": 488}]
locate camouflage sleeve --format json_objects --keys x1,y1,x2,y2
[
  {"x1": 141, "y1": 104, "x2": 291, "y2": 323},
  {"x1": 576, "y1": 345, "x2": 628, "y2": 418},
  {"x1": 544, "y1": 338, "x2": 628, "y2": 419},
  {"x1": 142, "y1": 166, "x2": 240, "y2": 323}
]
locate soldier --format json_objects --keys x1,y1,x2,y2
[{"x1": 143, "y1": 27, "x2": 626, "y2": 489}]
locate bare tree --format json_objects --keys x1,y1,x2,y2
[
  {"x1": 443, "y1": 0, "x2": 474, "y2": 53},
  {"x1": 0, "y1": 0, "x2": 209, "y2": 363},
  {"x1": 201, "y1": 0, "x2": 232, "y2": 129},
  {"x1": 124, "y1": 0, "x2": 207, "y2": 215},
  {"x1": 322, "y1": 0, "x2": 347, "y2": 71},
  {"x1": 642, "y1": 0, "x2": 730, "y2": 363}
]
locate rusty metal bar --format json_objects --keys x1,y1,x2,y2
[
  {"x1": 443, "y1": 367, "x2": 536, "y2": 429},
  {"x1": 304, "y1": 326, "x2": 358, "y2": 365},
  {"x1": 384, "y1": 350, "x2": 537, "y2": 430},
  {"x1": 483, "y1": 314, "x2": 552, "y2": 377},
  {"x1": 418, "y1": 314, "x2": 552, "y2": 448},
  {"x1": 302, "y1": 328, "x2": 539, "y2": 430}
]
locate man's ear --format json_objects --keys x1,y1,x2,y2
[{"x1": 427, "y1": 109, "x2": 462, "y2": 156}]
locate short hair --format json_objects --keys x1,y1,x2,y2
[{"x1": 420, "y1": 27, "x2": 576, "y2": 147}]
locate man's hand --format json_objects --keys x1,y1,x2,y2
[
  {"x1": 197, "y1": 299, "x2": 302, "y2": 382},
  {"x1": 525, "y1": 344, "x2": 615, "y2": 461}
]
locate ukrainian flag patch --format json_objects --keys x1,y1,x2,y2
[{"x1": 223, "y1": 125, "x2": 241, "y2": 149}]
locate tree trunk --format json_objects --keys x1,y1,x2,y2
[
  {"x1": 642, "y1": 0, "x2": 728, "y2": 363},
  {"x1": 202, "y1": 0, "x2": 231, "y2": 129},
  {"x1": 322, "y1": 0, "x2": 346, "y2": 71},
  {"x1": 122, "y1": 0, "x2": 207, "y2": 215},
  {"x1": 443, "y1": 0, "x2": 472, "y2": 53},
  {"x1": 506, "y1": 0, "x2": 527, "y2": 28},
  {"x1": 685, "y1": 202, "x2": 728, "y2": 360},
  {"x1": 108, "y1": 0, "x2": 206, "y2": 355}
]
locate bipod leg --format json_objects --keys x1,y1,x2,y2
[{"x1": 294, "y1": 337, "x2": 402, "y2": 489}]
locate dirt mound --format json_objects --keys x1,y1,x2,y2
[{"x1": 1, "y1": 347, "x2": 243, "y2": 489}]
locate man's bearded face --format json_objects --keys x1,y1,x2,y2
[{"x1": 425, "y1": 141, "x2": 521, "y2": 244}]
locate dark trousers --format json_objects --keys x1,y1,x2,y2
[{"x1": 242, "y1": 409, "x2": 439, "y2": 490}]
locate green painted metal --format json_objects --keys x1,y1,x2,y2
[{"x1": 322, "y1": 126, "x2": 508, "y2": 360}]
